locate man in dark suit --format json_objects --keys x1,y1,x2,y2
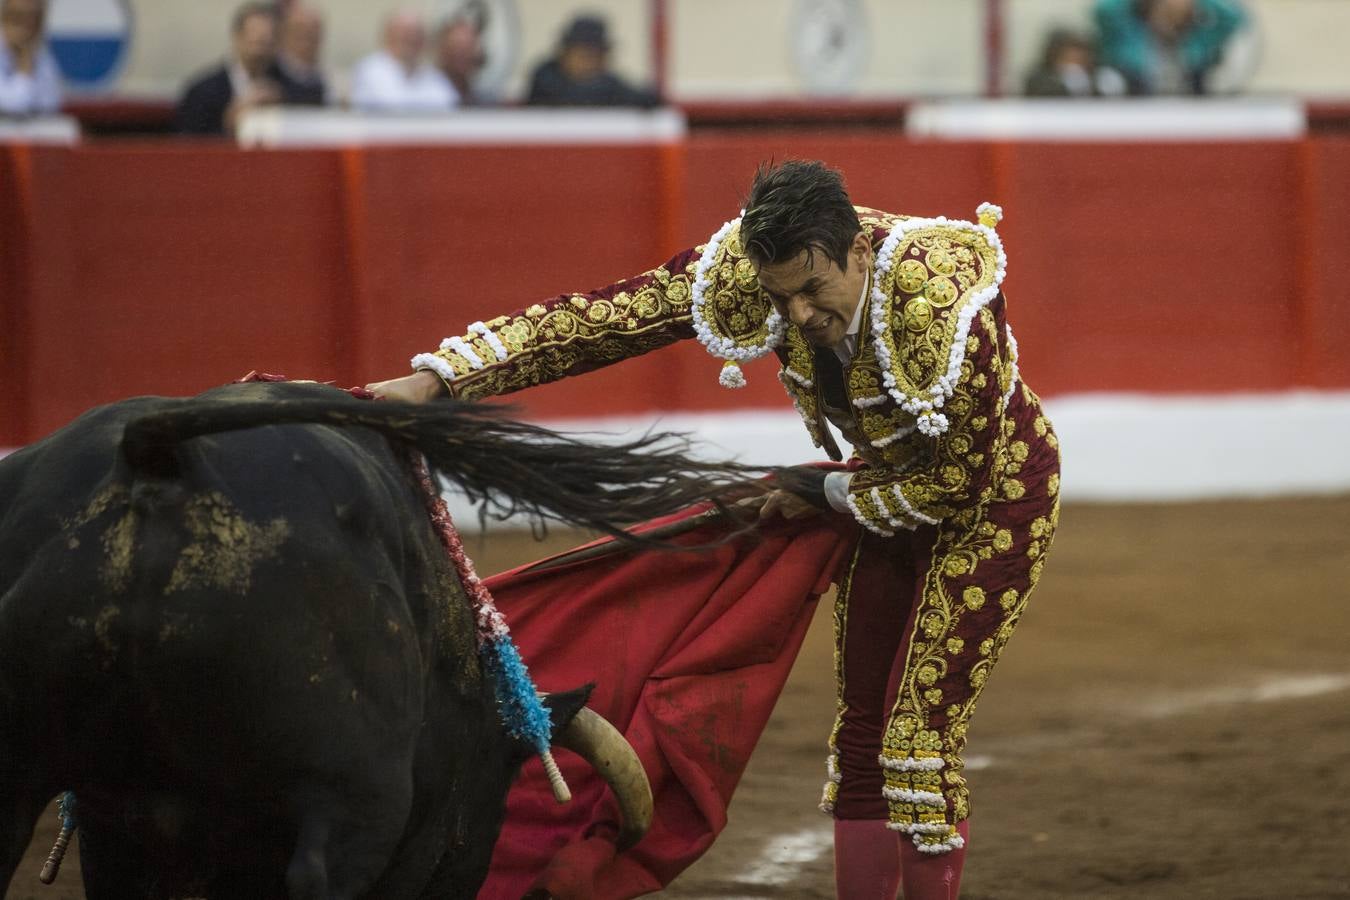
[
  {"x1": 274, "y1": 3, "x2": 327, "y2": 106},
  {"x1": 525, "y1": 14, "x2": 659, "y2": 109},
  {"x1": 176, "y1": 1, "x2": 292, "y2": 136}
]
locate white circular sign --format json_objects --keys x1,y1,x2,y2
[
  {"x1": 791, "y1": 0, "x2": 869, "y2": 95},
  {"x1": 46, "y1": 0, "x2": 133, "y2": 90}
]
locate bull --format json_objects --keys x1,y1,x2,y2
[{"x1": 0, "y1": 380, "x2": 753, "y2": 898}]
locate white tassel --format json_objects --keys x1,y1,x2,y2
[{"x1": 719, "y1": 361, "x2": 747, "y2": 388}]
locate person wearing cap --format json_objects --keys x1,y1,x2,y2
[
  {"x1": 367, "y1": 160, "x2": 1060, "y2": 900},
  {"x1": 525, "y1": 13, "x2": 658, "y2": 108}
]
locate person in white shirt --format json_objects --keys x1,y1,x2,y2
[
  {"x1": 349, "y1": 10, "x2": 456, "y2": 112},
  {"x1": 0, "y1": 0, "x2": 61, "y2": 117}
]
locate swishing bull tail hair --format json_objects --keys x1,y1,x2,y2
[{"x1": 120, "y1": 393, "x2": 764, "y2": 542}]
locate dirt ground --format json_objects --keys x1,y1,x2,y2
[{"x1": 10, "y1": 497, "x2": 1350, "y2": 899}]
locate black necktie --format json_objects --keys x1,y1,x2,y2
[{"x1": 814, "y1": 347, "x2": 848, "y2": 412}]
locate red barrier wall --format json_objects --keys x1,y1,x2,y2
[
  {"x1": 2, "y1": 136, "x2": 1348, "y2": 445},
  {"x1": 1304, "y1": 137, "x2": 1350, "y2": 388},
  {"x1": 343, "y1": 144, "x2": 684, "y2": 420},
  {"x1": 1, "y1": 146, "x2": 33, "y2": 444}
]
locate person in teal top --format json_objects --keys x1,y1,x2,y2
[{"x1": 1094, "y1": 0, "x2": 1248, "y2": 95}]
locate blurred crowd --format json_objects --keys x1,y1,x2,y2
[
  {"x1": 176, "y1": 1, "x2": 657, "y2": 135},
  {"x1": 1024, "y1": 0, "x2": 1249, "y2": 97},
  {"x1": 3, "y1": 0, "x2": 1255, "y2": 131},
  {"x1": 1, "y1": 0, "x2": 657, "y2": 133}
]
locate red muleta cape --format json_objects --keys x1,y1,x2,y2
[{"x1": 478, "y1": 505, "x2": 854, "y2": 899}]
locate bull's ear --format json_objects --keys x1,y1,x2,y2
[{"x1": 540, "y1": 683, "x2": 595, "y2": 739}]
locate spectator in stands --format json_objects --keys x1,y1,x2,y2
[
  {"x1": 434, "y1": 11, "x2": 486, "y2": 106},
  {"x1": 349, "y1": 10, "x2": 456, "y2": 112},
  {"x1": 275, "y1": 2, "x2": 327, "y2": 106},
  {"x1": 177, "y1": 2, "x2": 284, "y2": 136},
  {"x1": 1094, "y1": 0, "x2": 1248, "y2": 95},
  {"x1": 526, "y1": 14, "x2": 659, "y2": 108},
  {"x1": 1024, "y1": 28, "x2": 1126, "y2": 97},
  {"x1": 0, "y1": 0, "x2": 60, "y2": 117}
]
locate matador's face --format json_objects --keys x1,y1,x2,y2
[{"x1": 755, "y1": 230, "x2": 872, "y2": 348}]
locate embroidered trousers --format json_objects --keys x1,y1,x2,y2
[{"x1": 831, "y1": 527, "x2": 936, "y2": 819}]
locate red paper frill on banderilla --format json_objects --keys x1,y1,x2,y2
[{"x1": 477, "y1": 504, "x2": 855, "y2": 900}]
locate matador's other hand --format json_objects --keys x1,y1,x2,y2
[
  {"x1": 364, "y1": 370, "x2": 449, "y2": 404},
  {"x1": 736, "y1": 489, "x2": 820, "y2": 522}
]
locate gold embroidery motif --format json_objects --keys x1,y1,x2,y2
[
  {"x1": 871, "y1": 224, "x2": 1001, "y2": 407},
  {"x1": 435, "y1": 257, "x2": 698, "y2": 400},
  {"x1": 820, "y1": 539, "x2": 867, "y2": 813}
]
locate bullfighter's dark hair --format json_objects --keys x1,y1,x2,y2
[
  {"x1": 739, "y1": 160, "x2": 862, "y2": 272},
  {"x1": 120, "y1": 388, "x2": 768, "y2": 545}
]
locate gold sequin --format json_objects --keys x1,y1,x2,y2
[
  {"x1": 927, "y1": 247, "x2": 957, "y2": 276},
  {"x1": 896, "y1": 258, "x2": 928, "y2": 293},
  {"x1": 925, "y1": 276, "x2": 958, "y2": 307},
  {"x1": 904, "y1": 298, "x2": 934, "y2": 332}
]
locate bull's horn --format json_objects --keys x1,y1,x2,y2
[{"x1": 553, "y1": 707, "x2": 653, "y2": 851}]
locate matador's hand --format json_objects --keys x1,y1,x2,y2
[
  {"x1": 735, "y1": 489, "x2": 820, "y2": 522},
  {"x1": 364, "y1": 370, "x2": 448, "y2": 404},
  {"x1": 733, "y1": 465, "x2": 832, "y2": 521}
]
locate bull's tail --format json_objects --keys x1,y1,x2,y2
[{"x1": 120, "y1": 393, "x2": 762, "y2": 539}]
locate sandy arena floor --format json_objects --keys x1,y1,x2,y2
[{"x1": 9, "y1": 497, "x2": 1350, "y2": 899}]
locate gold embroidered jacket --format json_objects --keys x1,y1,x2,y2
[
  {"x1": 415, "y1": 207, "x2": 1062, "y2": 847},
  {"x1": 414, "y1": 208, "x2": 1045, "y2": 539}
]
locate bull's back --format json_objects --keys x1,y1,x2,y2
[{"x1": 0, "y1": 385, "x2": 448, "y2": 807}]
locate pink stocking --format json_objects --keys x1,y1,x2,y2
[
  {"x1": 833, "y1": 818, "x2": 902, "y2": 900},
  {"x1": 898, "y1": 819, "x2": 969, "y2": 900}
]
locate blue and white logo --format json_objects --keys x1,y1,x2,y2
[{"x1": 46, "y1": 0, "x2": 132, "y2": 90}]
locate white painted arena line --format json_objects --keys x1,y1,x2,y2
[
  {"x1": 968, "y1": 671, "x2": 1350, "y2": 771},
  {"x1": 732, "y1": 823, "x2": 835, "y2": 889},
  {"x1": 724, "y1": 671, "x2": 1349, "y2": 887},
  {"x1": 1133, "y1": 672, "x2": 1350, "y2": 718},
  {"x1": 963, "y1": 754, "x2": 996, "y2": 771}
]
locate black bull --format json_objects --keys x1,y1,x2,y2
[{"x1": 0, "y1": 381, "x2": 756, "y2": 898}]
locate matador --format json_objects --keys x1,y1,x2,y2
[{"x1": 370, "y1": 161, "x2": 1060, "y2": 900}]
